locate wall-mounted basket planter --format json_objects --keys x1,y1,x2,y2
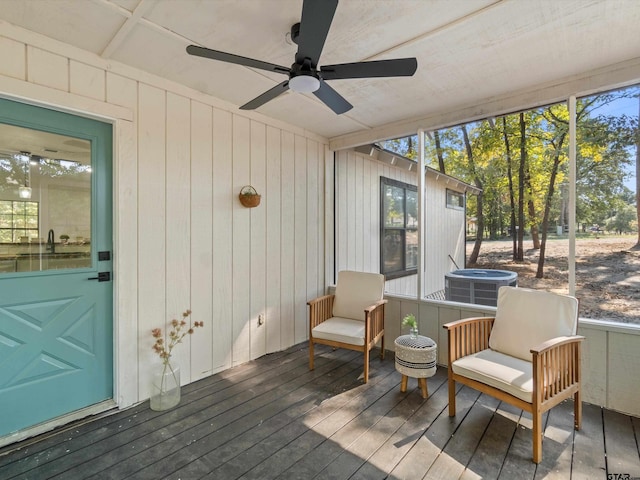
[{"x1": 239, "y1": 185, "x2": 261, "y2": 208}]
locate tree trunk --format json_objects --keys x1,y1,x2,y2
[
  {"x1": 517, "y1": 113, "x2": 526, "y2": 261},
  {"x1": 537, "y1": 133, "x2": 567, "y2": 278},
  {"x1": 527, "y1": 199, "x2": 540, "y2": 249},
  {"x1": 461, "y1": 125, "x2": 484, "y2": 264},
  {"x1": 434, "y1": 130, "x2": 446, "y2": 173},
  {"x1": 503, "y1": 118, "x2": 518, "y2": 260}
]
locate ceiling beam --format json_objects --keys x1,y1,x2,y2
[{"x1": 101, "y1": 0, "x2": 154, "y2": 59}]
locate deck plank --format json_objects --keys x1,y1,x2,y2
[
  {"x1": 571, "y1": 403, "x2": 606, "y2": 480},
  {"x1": 349, "y1": 369, "x2": 449, "y2": 480},
  {"x1": 0, "y1": 342, "x2": 637, "y2": 480},
  {"x1": 603, "y1": 408, "x2": 640, "y2": 478}
]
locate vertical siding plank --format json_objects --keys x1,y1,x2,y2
[
  {"x1": 363, "y1": 156, "x2": 371, "y2": 273},
  {"x1": 190, "y1": 100, "x2": 214, "y2": 380},
  {"x1": 324, "y1": 146, "x2": 335, "y2": 285},
  {"x1": 354, "y1": 153, "x2": 364, "y2": 271},
  {"x1": 137, "y1": 84, "x2": 166, "y2": 399},
  {"x1": 107, "y1": 72, "x2": 138, "y2": 407},
  {"x1": 607, "y1": 332, "x2": 640, "y2": 413},
  {"x1": 165, "y1": 92, "x2": 192, "y2": 380},
  {"x1": 70, "y1": 61, "x2": 105, "y2": 101},
  {"x1": 317, "y1": 143, "x2": 326, "y2": 293},
  {"x1": 280, "y1": 131, "x2": 295, "y2": 348},
  {"x1": 336, "y1": 151, "x2": 348, "y2": 273},
  {"x1": 250, "y1": 120, "x2": 267, "y2": 360},
  {"x1": 294, "y1": 135, "x2": 307, "y2": 344},
  {"x1": 232, "y1": 115, "x2": 251, "y2": 365},
  {"x1": 26, "y1": 46, "x2": 68, "y2": 91},
  {"x1": 306, "y1": 140, "x2": 319, "y2": 307},
  {"x1": 346, "y1": 152, "x2": 356, "y2": 269},
  {"x1": 0, "y1": 37, "x2": 26, "y2": 80},
  {"x1": 265, "y1": 126, "x2": 282, "y2": 353},
  {"x1": 212, "y1": 108, "x2": 233, "y2": 371}
]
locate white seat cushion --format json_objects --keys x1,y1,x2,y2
[
  {"x1": 312, "y1": 317, "x2": 365, "y2": 346},
  {"x1": 332, "y1": 270, "x2": 385, "y2": 321},
  {"x1": 452, "y1": 349, "x2": 533, "y2": 403},
  {"x1": 489, "y1": 286, "x2": 578, "y2": 361}
]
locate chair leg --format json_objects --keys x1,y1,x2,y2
[
  {"x1": 418, "y1": 378, "x2": 428, "y2": 399},
  {"x1": 400, "y1": 375, "x2": 408, "y2": 393},
  {"x1": 448, "y1": 375, "x2": 456, "y2": 416},
  {"x1": 574, "y1": 390, "x2": 582, "y2": 430},
  {"x1": 380, "y1": 334, "x2": 385, "y2": 360},
  {"x1": 309, "y1": 339, "x2": 315, "y2": 371},
  {"x1": 363, "y1": 348, "x2": 370, "y2": 383},
  {"x1": 532, "y1": 410, "x2": 542, "y2": 464}
]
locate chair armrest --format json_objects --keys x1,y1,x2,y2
[
  {"x1": 531, "y1": 335, "x2": 585, "y2": 403},
  {"x1": 308, "y1": 294, "x2": 335, "y2": 331},
  {"x1": 364, "y1": 299, "x2": 387, "y2": 342},
  {"x1": 443, "y1": 317, "x2": 495, "y2": 363},
  {"x1": 364, "y1": 299, "x2": 388, "y2": 315}
]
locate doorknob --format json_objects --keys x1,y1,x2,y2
[{"x1": 88, "y1": 272, "x2": 111, "y2": 282}]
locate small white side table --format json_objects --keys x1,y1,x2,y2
[{"x1": 394, "y1": 335, "x2": 437, "y2": 398}]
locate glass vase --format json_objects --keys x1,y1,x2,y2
[
  {"x1": 410, "y1": 327, "x2": 419, "y2": 339},
  {"x1": 150, "y1": 363, "x2": 181, "y2": 411}
]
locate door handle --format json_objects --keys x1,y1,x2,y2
[{"x1": 88, "y1": 272, "x2": 111, "y2": 282}]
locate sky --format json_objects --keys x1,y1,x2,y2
[{"x1": 588, "y1": 90, "x2": 639, "y2": 192}]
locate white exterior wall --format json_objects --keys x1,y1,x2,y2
[
  {"x1": 0, "y1": 26, "x2": 328, "y2": 407},
  {"x1": 334, "y1": 149, "x2": 418, "y2": 296},
  {"x1": 423, "y1": 179, "x2": 467, "y2": 296},
  {"x1": 334, "y1": 150, "x2": 467, "y2": 298}
]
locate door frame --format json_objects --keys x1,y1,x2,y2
[{"x1": 0, "y1": 86, "x2": 137, "y2": 446}]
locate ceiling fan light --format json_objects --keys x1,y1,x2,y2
[{"x1": 289, "y1": 75, "x2": 320, "y2": 93}]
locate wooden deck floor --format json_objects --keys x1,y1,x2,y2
[{"x1": 1, "y1": 343, "x2": 640, "y2": 480}]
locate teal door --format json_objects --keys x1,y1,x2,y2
[{"x1": 0, "y1": 98, "x2": 113, "y2": 437}]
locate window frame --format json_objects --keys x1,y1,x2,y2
[
  {"x1": 446, "y1": 189, "x2": 465, "y2": 210},
  {"x1": 0, "y1": 200, "x2": 39, "y2": 243},
  {"x1": 380, "y1": 176, "x2": 418, "y2": 280}
]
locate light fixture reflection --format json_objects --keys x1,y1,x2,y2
[{"x1": 18, "y1": 186, "x2": 32, "y2": 199}]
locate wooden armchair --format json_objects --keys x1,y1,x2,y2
[
  {"x1": 444, "y1": 286, "x2": 583, "y2": 463},
  {"x1": 308, "y1": 271, "x2": 386, "y2": 383}
]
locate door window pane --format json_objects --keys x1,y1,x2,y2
[{"x1": 0, "y1": 123, "x2": 92, "y2": 273}]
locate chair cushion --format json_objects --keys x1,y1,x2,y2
[
  {"x1": 489, "y1": 286, "x2": 578, "y2": 361},
  {"x1": 452, "y1": 349, "x2": 533, "y2": 403},
  {"x1": 312, "y1": 317, "x2": 365, "y2": 346},
  {"x1": 332, "y1": 270, "x2": 385, "y2": 321}
]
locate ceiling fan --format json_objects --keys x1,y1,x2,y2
[{"x1": 186, "y1": 0, "x2": 417, "y2": 115}]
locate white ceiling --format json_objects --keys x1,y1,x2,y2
[{"x1": 1, "y1": 0, "x2": 639, "y2": 142}]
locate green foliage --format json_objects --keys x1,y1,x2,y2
[{"x1": 381, "y1": 86, "x2": 639, "y2": 273}]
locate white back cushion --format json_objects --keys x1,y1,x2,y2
[
  {"x1": 489, "y1": 286, "x2": 578, "y2": 361},
  {"x1": 332, "y1": 271, "x2": 385, "y2": 321}
]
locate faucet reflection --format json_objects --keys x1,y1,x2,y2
[{"x1": 47, "y1": 229, "x2": 55, "y2": 254}]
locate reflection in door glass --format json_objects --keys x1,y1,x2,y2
[{"x1": 0, "y1": 123, "x2": 91, "y2": 273}]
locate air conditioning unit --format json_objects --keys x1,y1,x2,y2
[{"x1": 445, "y1": 269, "x2": 518, "y2": 306}]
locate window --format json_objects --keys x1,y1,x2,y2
[
  {"x1": 446, "y1": 189, "x2": 465, "y2": 210},
  {"x1": 0, "y1": 200, "x2": 39, "y2": 243},
  {"x1": 380, "y1": 177, "x2": 418, "y2": 279}
]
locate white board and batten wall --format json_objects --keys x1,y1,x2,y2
[
  {"x1": 0, "y1": 24, "x2": 329, "y2": 407},
  {"x1": 2, "y1": 23, "x2": 640, "y2": 422},
  {"x1": 334, "y1": 149, "x2": 467, "y2": 297}
]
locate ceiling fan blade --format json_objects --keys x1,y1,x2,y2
[
  {"x1": 320, "y1": 58, "x2": 418, "y2": 80},
  {"x1": 239, "y1": 81, "x2": 290, "y2": 110},
  {"x1": 187, "y1": 45, "x2": 290, "y2": 75},
  {"x1": 295, "y1": 0, "x2": 338, "y2": 66},
  {"x1": 313, "y1": 79, "x2": 352, "y2": 115}
]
